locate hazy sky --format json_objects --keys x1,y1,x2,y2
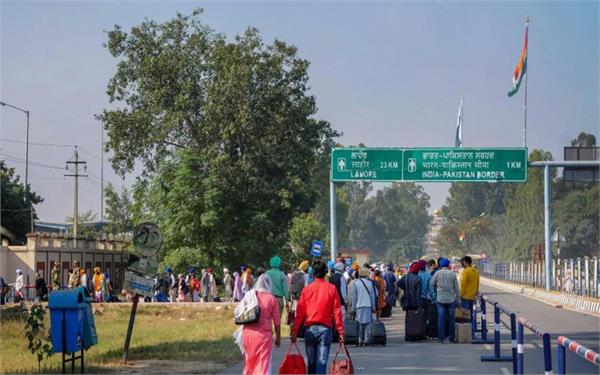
[{"x1": 1, "y1": 1, "x2": 598, "y2": 223}]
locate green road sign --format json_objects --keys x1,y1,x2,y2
[{"x1": 331, "y1": 147, "x2": 527, "y2": 182}]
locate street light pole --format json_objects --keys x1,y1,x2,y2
[{"x1": 0, "y1": 100, "x2": 32, "y2": 232}]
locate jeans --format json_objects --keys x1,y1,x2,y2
[
  {"x1": 461, "y1": 299, "x2": 475, "y2": 338},
  {"x1": 358, "y1": 323, "x2": 372, "y2": 345},
  {"x1": 304, "y1": 324, "x2": 332, "y2": 374},
  {"x1": 437, "y1": 301, "x2": 456, "y2": 342}
]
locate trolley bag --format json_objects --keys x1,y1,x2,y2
[
  {"x1": 343, "y1": 318, "x2": 359, "y2": 346},
  {"x1": 329, "y1": 343, "x2": 354, "y2": 375},
  {"x1": 278, "y1": 342, "x2": 306, "y2": 375},
  {"x1": 380, "y1": 303, "x2": 392, "y2": 318},
  {"x1": 405, "y1": 307, "x2": 426, "y2": 341},
  {"x1": 426, "y1": 301, "x2": 439, "y2": 338},
  {"x1": 455, "y1": 322, "x2": 472, "y2": 343},
  {"x1": 371, "y1": 319, "x2": 387, "y2": 346}
]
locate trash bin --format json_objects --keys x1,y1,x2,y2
[{"x1": 49, "y1": 287, "x2": 86, "y2": 353}]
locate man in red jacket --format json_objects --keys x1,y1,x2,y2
[{"x1": 291, "y1": 260, "x2": 345, "y2": 374}]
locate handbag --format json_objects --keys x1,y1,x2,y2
[
  {"x1": 329, "y1": 343, "x2": 354, "y2": 375},
  {"x1": 278, "y1": 342, "x2": 306, "y2": 375},
  {"x1": 455, "y1": 307, "x2": 470, "y2": 323},
  {"x1": 234, "y1": 289, "x2": 260, "y2": 325}
]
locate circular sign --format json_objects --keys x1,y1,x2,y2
[{"x1": 133, "y1": 223, "x2": 163, "y2": 257}]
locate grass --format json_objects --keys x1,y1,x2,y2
[{"x1": 0, "y1": 303, "x2": 244, "y2": 374}]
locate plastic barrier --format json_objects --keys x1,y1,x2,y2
[
  {"x1": 473, "y1": 294, "x2": 494, "y2": 344},
  {"x1": 516, "y1": 316, "x2": 552, "y2": 375},
  {"x1": 556, "y1": 336, "x2": 600, "y2": 374},
  {"x1": 480, "y1": 296, "x2": 518, "y2": 374}
]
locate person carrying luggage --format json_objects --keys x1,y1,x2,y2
[
  {"x1": 430, "y1": 258, "x2": 460, "y2": 343},
  {"x1": 329, "y1": 262, "x2": 347, "y2": 319},
  {"x1": 399, "y1": 262, "x2": 424, "y2": 341},
  {"x1": 288, "y1": 260, "x2": 309, "y2": 329},
  {"x1": 459, "y1": 256, "x2": 479, "y2": 328},
  {"x1": 242, "y1": 274, "x2": 282, "y2": 375},
  {"x1": 291, "y1": 260, "x2": 345, "y2": 374},
  {"x1": 350, "y1": 267, "x2": 376, "y2": 347}
]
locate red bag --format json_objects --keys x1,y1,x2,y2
[
  {"x1": 329, "y1": 343, "x2": 354, "y2": 375},
  {"x1": 278, "y1": 342, "x2": 306, "y2": 375}
]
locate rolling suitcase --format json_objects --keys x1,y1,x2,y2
[
  {"x1": 344, "y1": 318, "x2": 359, "y2": 346},
  {"x1": 405, "y1": 307, "x2": 426, "y2": 341},
  {"x1": 380, "y1": 304, "x2": 392, "y2": 318},
  {"x1": 455, "y1": 322, "x2": 472, "y2": 343},
  {"x1": 426, "y1": 302, "x2": 438, "y2": 339},
  {"x1": 371, "y1": 319, "x2": 387, "y2": 346}
]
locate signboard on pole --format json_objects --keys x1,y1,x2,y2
[
  {"x1": 330, "y1": 147, "x2": 527, "y2": 182},
  {"x1": 311, "y1": 240, "x2": 323, "y2": 257},
  {"x1": 123, "y1": 271, "x2": 155, "y2": 298}
]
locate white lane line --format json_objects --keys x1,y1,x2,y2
[{"x1": 501, "y1": 367, "x2": 511, "y2": 375}]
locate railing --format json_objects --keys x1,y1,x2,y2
[
  {"x1": 482, "y1": 256, "x2": 599, "y2": 298},
  {"x1": 517, "y1": 316, "x2": 552, "y2": 375},
  {"x1": 556, "y1": 336, "x2": 600, "y2": 374},
  {"x1": 480, "y1": 295, "x2": 518, "y2": 374}
]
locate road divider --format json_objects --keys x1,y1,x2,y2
[
  {"x1": 556, "y1": 336, "x2": 600, "y2": 374},
  {"x1": 516, "y1": 316, "x2": 552, "y2": 375},
  {"x1": 480, "y1": 295, "x2": 518, "y2": 374}
]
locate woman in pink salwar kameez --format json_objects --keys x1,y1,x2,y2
[{"x1": 243, "y1": 274, "x2": 281, "y2": 375}]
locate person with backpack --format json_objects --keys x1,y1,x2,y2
[
  {"x1": 291, "y1": 260, "x2": 344, "y2": 374},
  {"x1": 288, "y1": 260, "x2": 309, "y2": 329},
  {"x1": 350, "y1": 267, "x2": 376, "y2": 346},
  {"x1": 329, "y1": 262, "x2": 347, "y2": 319},
  {"x1": 266, "y1": 256, "x2": 289, "y2": 318}
]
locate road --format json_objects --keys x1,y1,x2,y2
[{"x1": 480, "y1": 284, "x2": 599, "y2": 374}]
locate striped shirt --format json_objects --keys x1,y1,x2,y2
[{"x1": 430, "y1": 268, "x2": 460, "y2": 304}]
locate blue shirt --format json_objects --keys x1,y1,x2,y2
[{"x1": 418, "y1": 269, "x2": 432, "y2": 301}]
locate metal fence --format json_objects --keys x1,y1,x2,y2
[{"x1": 482, "y1": 257, "x2": 599, "y2": 299}]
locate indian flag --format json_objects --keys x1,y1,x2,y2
[{"x1": 507, "y1": 22, "x2": 528, "y2": 97}]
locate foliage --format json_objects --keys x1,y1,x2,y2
[
  {"x1": 288, "y1": 212, "x2": 326, "y2": 256},
  {"x1": 104, "y1": 183, "x2": 133, "y2": 234},
  {"x1": 99, "y1": 10, "x2": 338, "y2": 268},
  {"x1": 435, "y1": 216, "x2": 494, "y2": 257},
  {"x1": 441, "y1": 182, "x2": 508, "y2": 222},
  {"x1": 0, "y1": 161, "x2": 43, "y2": 244},
  {"x1": 570, "y1": 132, "x2": 596, "y2": 147},
  {"x1": 160, "y1": 246, "x2": 212, "y2": 275},
  {"x1": 64, "y1": 210, "x2": 99, "y2": 237},
  {"x1": 345, "y1": 182, "x2": 430, "y2": 263},
  {"x1": 24, "y1": 304, "x2": 52, "y2": 371}
]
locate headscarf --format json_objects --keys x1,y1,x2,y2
[
  {"x1": 439, "y1": 258, "x2": 450, "y2": 268},
  {"x1": 254, "y1": 273, "x2": 273, "y2": 293},
  {"x1": 94, "y1": 267, "x2": 101, "y2": 274},
  {"x1": 269, "y1": 256, "x2": 282, "y2": 269},
  {"x1": 223, "y1": 268, "x2": 229, "y2": 274},
  {"x1": 358, "y1": 267, "x2": 369, "y2": 278},
  {"x1": 16, "y1": 269, "x2": 22, "y2": 274},
  {"x1": 334, "y1": 262, "x2": 345, "y2": 272},
  {"x1": 418, "y1": 260, "x2": 427, "y2": 271},
  {"x1": 299, "y1": 260, "x2": 309, "y2": 272}
]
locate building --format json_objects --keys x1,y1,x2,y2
[
  {"x1": 425, "y1": 208, "x2": 447, "y2": 259},
  {"x1": 0, "y1": 232, "x2": 129, "y2": 295},
  {"x1": 337, "y1": 248, "x2": 373, "y2": 267}
]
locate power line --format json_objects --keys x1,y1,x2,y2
[
  {"x1": 0, "y1": 137, "x2": 73, "y2": 148},
  {"x1": 78, "y1": 146, "x2": 102, "y2": 161},
  {"x1": 1, "y1": 152, "x2": 65, "y2": 170}
]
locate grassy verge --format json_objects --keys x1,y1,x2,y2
[{"x1": 0, "y1": 303, "x2": 243, "y2": 374}]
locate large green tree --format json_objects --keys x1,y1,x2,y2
[
  {"x1": 0, "y1": 161, "x2": 42, "y2": 244},
  {"x1": 104, "y1": 183, "x2": 133, "y2": 234},
  {"x1": 101, "y1": 10, "x2": 338, "y2": 267}
]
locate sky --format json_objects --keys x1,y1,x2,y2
[{"x1": 1, "y1": 1, "x2": 598, "y2": 223}]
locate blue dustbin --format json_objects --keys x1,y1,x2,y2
[
  {"x1": 82, "y1": 297, "x2": 98, "y2": 349},
  {"x1": 49, "y1": 287, "x2": 86, "y2": 353}
]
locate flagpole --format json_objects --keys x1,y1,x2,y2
[{"x1": 523, "y1": 16, "x2": 529, "y2": 148}]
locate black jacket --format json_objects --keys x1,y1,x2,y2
[{"x1": 398, "y1": 273, "x2": 421, "y2": 310}]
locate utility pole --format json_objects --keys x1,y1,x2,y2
[
  {"x1": 100, "y1": 124, "x2": 104, "y2": 222},
  {"x1": 65, "y1": 146, "x2": 87, "y2": 246}
]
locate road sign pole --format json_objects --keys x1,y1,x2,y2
[
  {"x1": 544, "y1": 165, "x2": 553, "y2": 291},
  {"x1": 330, "y1": 180, "x2": 337, "y2": 265},
  {"x1": 122, "y1": 294, "x2": 139, "y2": 363}
]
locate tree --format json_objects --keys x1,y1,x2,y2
[
  {"x1": 288, "y1": 212, "x2": 326, "y2": 263},
  {"x1": 104, "y1": 183, "x2": 133, "y2": 234},
  {"x1": 65, "y1": 210, "x2": 99, "y2": 237},
  {"x1": 570, "y1": 132, "x2": 597, "y2": 147},
  {"x1": 441, "y1": 183, "x2": 508, "y2": 222},
  {"x1": 102, "y1": 10, "x2": 338, "y2": 267},
  {"x1": 0, "y1": 161, "x2": 43, "y2": 244}
]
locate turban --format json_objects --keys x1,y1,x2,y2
[
  {"x1": 409, "y1": 262, "x2": 420, "y2": 273},
  {"x1": 418, "y1": 260, "x2": 427, "y2": 271},
  {"x1": 351, "y1": 263, "x2": 360, "y2": 271},
  {"x1": 439, "y1": 258, "x2": 450, "y2": 268},
  {"x1": 334, "y1": 262, "x2": 345, "y2": 272},
  {"x1": 270, "y1": 256, "x2": 282, "y2": 269}
]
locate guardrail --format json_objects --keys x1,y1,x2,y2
[
  {"x1": 480, "y1": 295, "x2": 518, "y2": 374},
  {"x1": 472, "y1": 294, "x2": 494, "y2": 344},
  {"x1": 516, "y1": 316, "x2": 552, "y2": 375},
  {"x1": 556, "y1": 336, "x2": 600, "y2": 374}
]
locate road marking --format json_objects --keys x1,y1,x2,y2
[
  {"x1": 501, "y1": 367, "x2": 511, "y2": 375},
  {"x1": 485, "y1": 344, "x2": 492, "y2": 350}
]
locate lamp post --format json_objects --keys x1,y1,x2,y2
[{"x1": 0, "y1": 101, "x2": 32, "y2": 232}]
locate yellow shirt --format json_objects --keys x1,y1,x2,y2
[{"x1": 460, "y1": 266, "x2": 479, "y2": 300}]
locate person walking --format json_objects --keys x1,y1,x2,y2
[
  {"x1": 93, "y1": 267, "x2": 104, "y2": 302},
  {"x1": 177, "y1": 274, "x2": 189, "y2": 302},
  {"x1": 459, "y1": 256, "x2": 479, "y2": 326},
  {"x1": 430, "y1": 258, "x2": 460, "y2": 343},
  {"x1": 291, "y1": 260, "x2": 345, "y2": 374},
  {"x1": 79, "y1": 268, "x2": 89, "y2": 293},
  {"x1": 242, "y1": 267, "x2": 254, "y2": 293},
  {"x1": 233, "y1": 270, "x2": 244, "y2": 302},
  {"x1": 242, "y1": 274, "x2": 281, "y2": 375},
  {"x1": 383, "y1": 264, "x2": 397, "y2": 308},
  {"x1": 372, "y1": 269, "x2": 386, "y2": 318},
  {"x1": 165, "y1": 267, "x2": 177, "y2": 302},
  {"x1": 102, "y1": 272, "x2": 112, "y2": 302},
  {"x1": 14, "y1": 269, "x2": 25, "y2": 302},
  {"x1": 190, "y1": 272, "x2": 201, "y2": 302},
  {"x1": 266, "y1": 256, "x2": 289, "y2": 319},
  {"x1": 329, "y1": 262, "x2": 347, "y2": 319},
  {"x1": 223, "y1": 268, "x2": 233, "y2": 299},
  {"x1": 0, "y1": 276, "x2": 8, "y2": 305},
  {"x1": 34, "y1": 272, "x2": 48, "y2": 302},
  {"x1": 399, "y1": 262, "x2": 423, "y2": 340},
  {"x1": 351, "y1": 267, "x2": 376, "y2": 346},
  {"x1": 288, "y1": 260, "x2": 309, "y2": 330},
  {"x1": 69, "y1": 261, "x2": 81, "y2": 288},
  {"x1": 208, "y1": 268, "x2": 219, "y2": 302}
]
